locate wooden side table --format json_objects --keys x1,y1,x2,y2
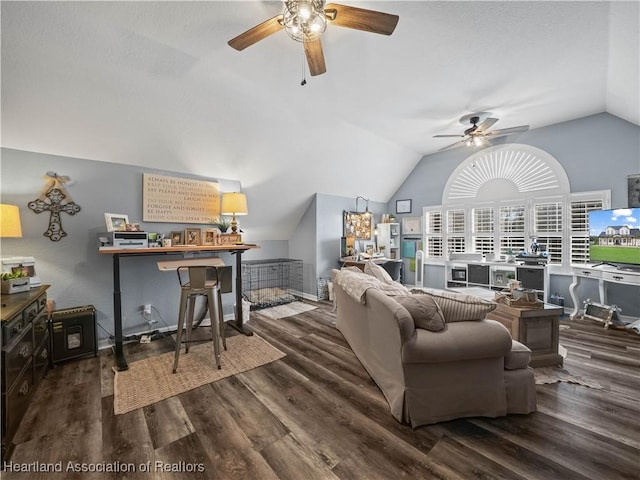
[{"x1": 487, "y1": 303, "x2": 563, "y2": 367}]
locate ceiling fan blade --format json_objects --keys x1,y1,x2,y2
[
  {"x1": 486, "y1": 125, "x2": 530, "y2": 136},
  {"x1": 476, "y1": 117, "x2": 499, "y2": 133},
  {"x1": 304, "y1": 39, "x2": 327, "y2": 76},
  {"x1": 433, "y1": 134, "x2": 465, "y2": 138},
  {"x1": 228, "y1": 15, "x2": 284, "y2": 51},
  {"x1": 325, "y1": 3, "x2": 399, "y2": 35}
]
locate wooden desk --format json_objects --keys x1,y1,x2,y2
[{"x1": 98, "y1": 244, "x2": 258, "y2": 371}]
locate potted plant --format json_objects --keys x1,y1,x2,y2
[
  {"x1": 1, "y1": 270, "x2": 30, "y2": 294},
  {"x1": 505, "y1": 248, "x2": 516, "y2": 263},
  {"x1": 211, "y1": 218, "x2": 231, "y2": 234}
]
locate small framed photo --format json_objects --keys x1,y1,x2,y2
[
  {"x1": 104, "y1": 213, "x2": 129, "y2": 232},
  {"x1": 202, "y1": 228, "x2": 218, "y2": 246},
  {"x1": 185, "y1": 228, "x2": 201, "y2": 246},
  {"x1": 170, "y1": 231, "x2": 184, "y2": 245},
  {"x1": 125, "y1": 223, "x2": 140, "y2": 232},
  {"x1": 396, "y1": 199, "x2": 412, "y2": 214},
  {"x1": 495, "y1": 273, "x2": 505, "y2": 285}
]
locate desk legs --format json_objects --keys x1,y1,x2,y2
[
  {"x1": 228, "y1": 250, "x2": 252, "y2": 336},
  {"x1": 112, "y1": 253, "x2": 128, "y2": 371}
]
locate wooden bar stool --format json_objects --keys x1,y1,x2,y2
[{"x1": 160, "y1": 260, "x2": 227, "y2": 374}]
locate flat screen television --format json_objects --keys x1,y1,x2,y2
[{"x1": 588, "y1": 208, "x2": 640, "y2": 269}]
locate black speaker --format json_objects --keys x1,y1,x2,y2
[{"x1": 50, "y1": 305, "x2": 98, "y2": 364}]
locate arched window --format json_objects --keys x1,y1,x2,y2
[{"x1": 422, "y1": 144, "x2": 609, "y2": 266}]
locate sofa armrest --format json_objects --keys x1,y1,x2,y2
[{"x1": 402, "y1": 319, "x2": 512, "y2": 364}]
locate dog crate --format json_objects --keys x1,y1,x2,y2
[{"x1": 242, "y1": 258, "x2": 303, "y2": 310}]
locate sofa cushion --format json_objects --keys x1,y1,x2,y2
[
  {"x1": 413, "y1": 288, "x2": 497, "y2": 322},
  {"x1": 402, "y1": 319, "x2": 512, "y2": 364},
  {"x1": 364, "y1": 260, "x2": 394, "y2": 284},
  {"x1": 396, "y1": 295, "x2": 445, "y2": 332},
  {"x1": 505, "y1": 340, "x2": 532, "y2": 370}
]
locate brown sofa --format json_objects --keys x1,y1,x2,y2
[{"x1": 331, "y1": 268, "x2": 536, "y2": 427}]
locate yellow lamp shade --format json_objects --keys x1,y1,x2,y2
[
  {"x1": 0, "y1": 204, "x2": 23, "y2": 238},
  {"x1": 221, "y1": 192, "x2": 248, "y2": 216}
]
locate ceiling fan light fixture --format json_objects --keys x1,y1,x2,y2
[{"x1": 283, "y1": 0, "x2": 327, "y2": 42}]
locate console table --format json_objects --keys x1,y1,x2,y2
[
  {"x1": 98, "y1": 244, "x2": 258, "y2": 371},
  {"x1": 568, "y1": 265, "x2": 640, "y2": 320}
]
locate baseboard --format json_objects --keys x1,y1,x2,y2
[
  {"x1": 292, "y1": 290, "x2": 319, "y2": 302},
  {"x1": 97, "y1": 312, "x2": 237, "y2": 351}
]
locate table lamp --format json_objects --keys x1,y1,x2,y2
[
  {"x1": 0, "y1": 204, "x2": 23, "y2": 238},
  {"x1": 221, "y1": 192, "x2": 248, "y2": 234}
]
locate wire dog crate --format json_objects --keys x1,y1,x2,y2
[{"x1": 241, "y1": 258, "x2": 303, "y2": 310}]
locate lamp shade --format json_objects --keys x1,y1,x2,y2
[
  {"x1": 0, "y1": 204, "x2": 23, "y2": 238},
  {"x1": 221, "y1": 192, "x2": 248, "y2": 216}
]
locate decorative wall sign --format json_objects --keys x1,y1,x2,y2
[
  {"x1": 396, "y1": 199, "x2": 412, "y2": 214},
  {"x1": 28, "y1": 172, "x2": 81, "y2": 242},
  {"x1": 142, "y1": 173, "x2": 220, "y2": 223}
]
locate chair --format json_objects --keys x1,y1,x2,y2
[
  {"x1": 169, "y1": 262, "x2": 227, "y2": 373},
  {"x1": 382, "y1": 260, "x2": 402, "y2": 282}
]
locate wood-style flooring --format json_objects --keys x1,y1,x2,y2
[{"x1": 3, "y1": 301, "x2": 639, "y2": 479}]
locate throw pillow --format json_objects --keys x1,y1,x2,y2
[
  {"x1": 415, "y1": 288, "x2": 496, "y2": 322},
  {"x1": 364, "y1": 260, "x2": 394, "y2": 284},
  {"x1": 396, "y1": 295, "x2": 445, "y2": 331}
]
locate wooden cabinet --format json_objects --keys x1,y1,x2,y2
[
  {"x1": 487, "y1": 302, "x2": 563, "y2": 367},
  {"x1": 1, "y1": 285, "x2": 50, "y2": 461},
  {"x1": 445, "y1": 261, "x2": 547, "y2": 300},
  {"x1": 376, "y1": 223, "x2": 400, "y2": 260}
]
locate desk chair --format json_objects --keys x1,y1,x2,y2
[
  {"x1": 382, "y1": 260, "x2": 402, "y2": 283},
  {"x1": 160, "y1": 261, "x2": 227, "y2": 373}
]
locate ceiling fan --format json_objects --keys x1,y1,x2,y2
[
  {"x1": 434, "y1": 113, "x2": 530, "y2": 150},
  {"x1": 228, "y1": 1, "x2": 399, "y2": 77}
]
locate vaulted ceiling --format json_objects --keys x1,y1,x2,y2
[{"x1": 2, "y1": 1, "x2": 638, "y2": 240}]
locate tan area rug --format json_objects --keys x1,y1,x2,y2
[
  {"x1": 534, "y1": 367, "x2": 603, "y2": 389},
  {"x1": 113, "y1": 334, "x2": 285, "y2": 415},
  {"x1": 256, "y1": 301, "x2": 317, "y2": 319}
]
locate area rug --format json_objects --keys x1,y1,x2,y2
[
  {"x1": 533, "y1": 367, "x2": 603, "y2": 389},
  {"x1": 256, "y1": 301, "x2": 317, "y2": 319},
  {"x1": 113, "y1": 334, "x2": 285, "y2": 415}
]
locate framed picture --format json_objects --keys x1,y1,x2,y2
[
  {"x1": 628, "y1": 173, "x2": 640, "y2": 207},
  {"x1": 185, "y1": 228, "x2": 201, "y2": 246},
  {"x1": 104, "y1": 213, "x2": 129, "y2": 232},
  {"x1": 402, "y1": 216, "x2": 422, "y2": 234},
  {"x1": 202, "y1": 228, "x2": 218, "y2": 246},
  {"x1": 396, "y1": 199, "x2": 412, "y2": 214},
  {"x1": 170, "y1": 231, "x2": 184, "y2": 245},
  {"x1": 495, "y1": 272, "x2": 505, "y2": 285}
]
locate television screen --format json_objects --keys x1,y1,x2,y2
[{"x1": 589, "y1": 208, "x2": 640, "y2": 266}]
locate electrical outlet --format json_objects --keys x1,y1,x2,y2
[{"x1": 143, "y1": 304, "x2": 152, "y2": 316}]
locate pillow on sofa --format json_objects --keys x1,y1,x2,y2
[
  {"x1": 396, "y1": 295, "x2": 445, "y2": 331},
  {"x1": 414, "y1": 288, "x2": 496, "y2": 322},
  {"x1": 364, "y1": 260, "x2": 394, "y2": 284}
]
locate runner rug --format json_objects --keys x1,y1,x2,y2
[
  {"x1": 256, "y1": 301, "x2": 317, "y2": 319},
  {"x1": 113, "y1": 334, "x2": 285, "y2": 414}
]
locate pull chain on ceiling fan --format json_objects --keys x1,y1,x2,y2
[
  {"x1": 228, "y1": 1, "x2": 399, "y2": 77},
  {"x1": 434, "y1": 113, "x2": 530, "y2": 151}
]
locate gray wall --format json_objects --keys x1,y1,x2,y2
[
  {"x1": 386, "y1": 112, "x2": 640, "y2": 315},
  {"x1": 0, "y1": 148, "x2": 287, "y2": 343},
  {"x1": 289, "y1": 195, "x2": 317, "y2": 296}
]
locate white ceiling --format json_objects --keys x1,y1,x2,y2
[{"x1": 2, "y1": 1, "x2": 638, "y2": 240}]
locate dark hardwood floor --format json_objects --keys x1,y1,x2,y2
[{"x1": 3, "y1": 301, "x2": 639, "y2": 479}]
